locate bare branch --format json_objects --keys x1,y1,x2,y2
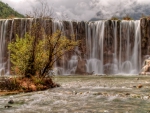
[{"x1": 26, "y1": 0, "x2": 54, "y2": 18}]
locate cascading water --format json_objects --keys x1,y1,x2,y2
[
  {"x1": 86, "y1": 20, "x2": 141, "y2": 75},
  {"x1": 7, "y1": 20, "x2": 14, "y2": 75},
  {"x1": 52, "y1": 19, "x2": 64, "y2": 33},
  {"x1": 0, "y1": 20, "x2": 9, "y2": 75},
  {"x1": 86, "y1": 21, "x2": 105, "y2": 74},
  {"x1": 131, "y1": 20, "x2": 141, "y2": 74},
  {"x1": 0, "y1": 18, "x2": 143, "y2": 75},
  {"x1": 118, "y1": 20, "x2": 141, "y2": 74},
  {"x1": 52, "y1": 19, "x2": 78, "y2": 75}
]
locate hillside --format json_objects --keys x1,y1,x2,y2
[{"x1": 0, "y1": 1, "x2": 24, "y2": 19}]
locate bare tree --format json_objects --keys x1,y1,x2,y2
[{"x1": 26, "y1": 0, "x2": 54, "y2": 18}]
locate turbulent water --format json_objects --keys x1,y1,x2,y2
[
  {"x1": 0, "y1": 19, "x2": 142, "y2": 75},
  {"x1": 0, "y1": 76, "x2": 150, "y2": 113}
]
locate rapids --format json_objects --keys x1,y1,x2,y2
[{"x1": 0, "y1": 75, "x2": 150, "y2": 112}]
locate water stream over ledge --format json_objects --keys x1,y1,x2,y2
[{"x1": 0, "y1": 75, "x2": 150, "y2": 113}]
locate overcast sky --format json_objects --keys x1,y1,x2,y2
[{"x1": 1, "y1": 0, "x2": 150, "y2": 21}]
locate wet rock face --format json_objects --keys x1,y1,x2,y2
[
  {"x1": 104, "y1": 20, "x2": 115, "y2": 65},
  {"x1": 141, "y1": 18, "x2": 150, "y2": 74},
  {"x1": 141, "y1": 18, "x2": 149, "y2": 55}
]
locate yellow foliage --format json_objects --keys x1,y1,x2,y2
[{"x1": 8, "y1": 29, "x2": 80, "y2": 77}]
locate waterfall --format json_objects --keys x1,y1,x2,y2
[
  {"x1": 119, "y1": 20, "x2": 134, "y2": 74},
  {"x1": 52, "y1": 19, "x2": 78, "y2": 75},
  {"x1": 7, "y1": 20, "x2": 14, "y2": 75},
  {"x1": 112, "y1": 20, "x2": 118, "y2": 74},
  {"x1": 86, "y1": 21, "x2": 105, "y2": 74},
  {"x1": 52, "y1": 19, "x2": 64, "y2": 33},
  {"x1": 85, "y1": 20, "x2": 141, "y2": 75},
  {"x1": 119, "y1": 20, "x2": 141, "y2": 74},
  {"x1": 0, "y1": 18, "x2": 143, "y2": 75},
  {"x1": 0, "y1": 20, "x2": 9, "y2": 75},
  {"x1": 131, "y1": 20, "x2": 141, "y2": 74}
]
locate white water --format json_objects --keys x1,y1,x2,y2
[
  {"x1": 86, "y1": 21, "x2": 105, "y2": 74},
  {"x1": 7, "y1": 20, "x2": 14, "y2": 75},
  {"x1": 85, "y1": 20, "x2": 141, "y2": 75},
  {"x1": 0, "y1": 20, "x2": 9, "y2": 75},
  {"x1": 120, "y1": 20, "x2": 141, "y2": 74},
  {"x1": 52, "y1": 19, "x2": 79, "y2": 75},
  {"x1": 1, "y1": 76, "x2": 150, "y2": 112}
]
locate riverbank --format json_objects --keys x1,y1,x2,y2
[
  {"x1": 0, "y1": 75, "x2": 150, "y2": 112},
  {"x1": 0, "y1": 91, "x2": 20, "y2": 96}
]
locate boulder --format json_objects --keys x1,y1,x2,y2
[
  {"x1": 8, "y1": 100, "x2": 14, "y2": 104},
  {"x1": 75, "y1": 58, "x2": 86, "y2": 75},
  {"x1": 75, "y1": 58, "x2": 94, "y2": 75},
  {"x1": 140, "y1": 57, "x2": 150, "y2": 75}
]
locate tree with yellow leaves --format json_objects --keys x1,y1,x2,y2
[{"x1": 8, "y1": 26, "x2": 79, "y2": 77}]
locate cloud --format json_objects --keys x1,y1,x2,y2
[{"x1": 1, "y1": 0, "x2": 150, "y2": 21}]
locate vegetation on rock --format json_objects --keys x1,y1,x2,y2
[
  {"x1": 122, "y1": 14, "x2": 133, "y2": 20},
  {"x1": 110, "y1": 14, "x2": 133, "y2": 20},
  {"x1": 0, "y1": 76, "x2": 59, "y2": 93},
  {"x1": 110, "y1": 16, "x2": 119, "y2": 20}
]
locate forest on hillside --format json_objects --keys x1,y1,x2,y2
[{"x1": 0, "y1": 1, "x2": 24, "y2": 18}]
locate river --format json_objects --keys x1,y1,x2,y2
[{"x1": 0, "y1": 75, "x2": 150, "y2": 113}]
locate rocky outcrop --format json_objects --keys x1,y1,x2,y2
[
  {"x1": 140, "y1": 58, "x2": 150, "y2": 75},
  {"x1": 75, "y1": 58, "x2": 87, "y2": 75},
  {"x1": 141, "y1": 18, "x2": 149, "y2": 56},
  {"x1": 140, "y1": 18, "x2": 150, "y2": 75}
]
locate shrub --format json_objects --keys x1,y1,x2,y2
[
  {"x1": 8, "y1": 29, "x2": 79, "y2": 77},
  {"x1": 0, "y1": 77, "x2": 20, "y2": 91}
]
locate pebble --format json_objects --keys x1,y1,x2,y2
[
  {"x1": 5, "y1": 105, "x2": 12, "y2": 108},
  {"x1": 73, "y1": 91, "x2": 77, "y2": 95},
  {"x1": 125, "y1": 93, "x2": 130, "y2": 95},
  {"x1": 93, "y1": 92, "x2": 102, "y2": 95},
  {"x1": 8, "y1": 100, "x2": 14, "y2": 104},
  {"x1": 137, "y1": 84, "x2": 143, "y2": 88},
  {"x1": 142, "y1": 96, "x2": 149, "y2": 100}
]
